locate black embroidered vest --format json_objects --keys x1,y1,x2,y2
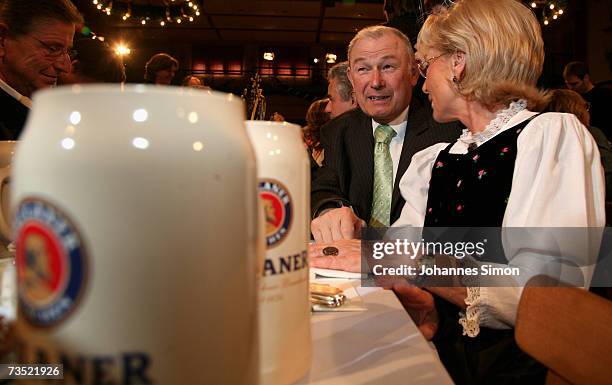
[{"x1": 424, "y1": 116, "x2": 536, "y2": 227}]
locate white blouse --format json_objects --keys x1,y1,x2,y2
[{"x1": 393, "y1": 110, "x2": 606, "y2": 334}]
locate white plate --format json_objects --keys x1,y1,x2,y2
[{"x1": 310, "y1": 267, "x2": 365, "y2": 280}]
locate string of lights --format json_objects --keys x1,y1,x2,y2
[
  {"x1": 523, "y1": 0, "x2": 569, "y2": 26},
  {"x1": 90, "y1": 0, "x2": 202, "y2": 27}
]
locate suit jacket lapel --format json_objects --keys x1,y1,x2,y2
[{"x1": 391, "y1": 97, "x2": 430, "y2": 214}]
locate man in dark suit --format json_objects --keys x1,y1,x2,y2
[
  {"x1": 311, "y1": 25, "x2": 461, "y2": 242},
  {"x1": 0, "y1": 0, "x2": 82, "y2": 140}
]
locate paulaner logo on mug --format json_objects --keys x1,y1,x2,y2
[
  {"x1": 14, "y1": 198, "x2": 88, "y2": 329},
  {"x1": 260, "y1": 178, "x2": 293, "y2": 248}
]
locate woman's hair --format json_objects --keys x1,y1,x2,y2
[
  {"x1": 417, "y1": 0, "x2": 549, "y2": 111},
  {"x1": 144, "y1": 53, "x2": 179, "y2": 83},
  {"x1": 303, "y1": 99, "x2": 330, "y2": 153},
  {"x1": 545, "y1": 89, "x2": 590, "y2": 127},
  {"x1": 182, "y1": 75, "x2": 202, "y2": 87}
]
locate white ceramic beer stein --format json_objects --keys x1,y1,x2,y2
[
  {"x1": 0, "y1": 141, "x2": 17, "y2": 246},
  {"x1": 11, "y1": 85, "x2": 260, "y2": 384},
  {"x1": 246, "y1": 121, "x2": 311, "y2": 385}
]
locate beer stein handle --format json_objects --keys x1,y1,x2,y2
[{"x1": 0, "y1": 165, "x2": 11, "y2": 242}]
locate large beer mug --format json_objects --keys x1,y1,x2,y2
[
  {"x1": 246, "y1": 121, "x2": 311, "y2": 385},
  {"x1": 0, "y1": 141, "x2": 17, "y2": 245},
  {"x1": 11, "y1": 85, "x2": 260, "y2": 384}
]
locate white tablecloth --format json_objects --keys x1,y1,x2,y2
[{"x1": 298, "y1": 280, "x2": 454, "y2": 385}]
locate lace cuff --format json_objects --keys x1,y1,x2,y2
[{"x1": 458, "y1": 286, "x2": 481, "y2": 337}]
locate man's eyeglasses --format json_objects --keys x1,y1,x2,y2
[
  {"x1": 416, "y1": 53, "x2": 447, "y2": 78},
  {"x1": 28, "y1": 36, "x2": 77, "y2": 61}
]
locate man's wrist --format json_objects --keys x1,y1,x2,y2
[{"x1": 313, "y1": 199, "x2": 352, "y2": 218}]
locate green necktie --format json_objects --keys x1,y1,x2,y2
[{"x1": 369, "y1": 124, "x2": 396, "y2": 227}]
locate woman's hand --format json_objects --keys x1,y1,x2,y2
[{"x1": 392, "y1": 284, "x2": 439, "y2": 340}]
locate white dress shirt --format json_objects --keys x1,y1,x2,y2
[
  {"x1": 371, "y1": 105, "x2": 409, "y2": 186},
  {"x1": 0, "y1": 77, "x2": 32, "y2": 108},
  {"x1": 393, "y1": 110, "x2": 606, "y2": 331}
]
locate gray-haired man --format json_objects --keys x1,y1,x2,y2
[
  {"x1": 311, "y1": 26, "x2": 461, "y2": 242},
  {"x1": 325, "y1": 61, "x2": 357, "y2": 118}
]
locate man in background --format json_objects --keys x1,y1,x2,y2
[
  {"x1": 564, "y1": 61, "x2": 612, "y2": 140},
  {"x1": 325, "y1": 61, "x2": 357, "y2": 119},
  {"x1": 0, "y1": 0, "x2": 83, "y2": 140}
]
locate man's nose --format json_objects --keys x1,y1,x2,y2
[
  {"x1": 54, "y1": 53, "x2": 72, "y2": 74},
  {"x1": 324, "y1": 102, "x2": 332, "y2": 114},
  {"x1": 370, "y1": 69, "x2": 384, "y2": 89}
]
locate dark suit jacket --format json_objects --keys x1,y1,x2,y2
[
  {"x1": 0, "y1": 86, "x2": 29, "y2": 140},
  {"x1": 312, "y1": 97, "x2": 462, "y2": 224}
]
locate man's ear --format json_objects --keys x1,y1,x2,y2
[
  {"x1": 409, "y1": 62, "x2": 419, "y2": 86},
  {"x1": 347, "y1": 65, "x2": 355, "y2": 89},
  {"x1": 452, "y1": 51, "x2": 466, "y2": 81}
]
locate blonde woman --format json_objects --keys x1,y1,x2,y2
[{"x1": 395, "y1": 0, "x2": 605, "y2": 383}]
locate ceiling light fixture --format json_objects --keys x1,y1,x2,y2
[
  {"x1": 90, "y1": 0, "x2": 202, "y2": 27},
  {"x1": 115, "y1": 44, "x2": 131, "y2": 56},
  {"x1": 522, "y1": 1, "x2": 567, "y2": 26}
]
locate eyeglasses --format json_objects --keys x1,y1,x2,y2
[
  {"x1": 416, "y1": 53, "x2": 447, "y2": 78},
  {"x1": 28, "y1": 36, "x2": 77, "y2": 61}
]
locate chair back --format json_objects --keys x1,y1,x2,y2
[{"x1": 515, "y1": 277, "x2": 612, "y2": 385}]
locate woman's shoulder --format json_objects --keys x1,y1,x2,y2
[
  {"x1": 519, "y1": 111, "x2": 588, "y2": 139},
  {"x1": 410, "y1": 142, "x2": 451, "y2": 171},
  {"x1": 517, "y1": 111, "x2": 596, "y2": 155}
]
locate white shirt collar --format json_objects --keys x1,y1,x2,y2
[
  {"x1": 371, "y1": 105, "x2": 410, "y2": 139},
  {"x1": 449, "y1": 108, "x2": 539, "y2": 154},
  {"x1": 0, "y1": 77, "x2": 32, "y2": 108}
]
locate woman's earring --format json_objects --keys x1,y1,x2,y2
[{"x1": 452, "y1": 75, "x2": 461, "y2": 90}]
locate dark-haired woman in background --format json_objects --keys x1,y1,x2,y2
[
  {"x1": 144, "y1": 53, "x2": 178, "y2": 85},
  {"x1": 303, "y1": 98, "x2": 330, "y2": 167}
]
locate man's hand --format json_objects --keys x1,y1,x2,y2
[
  {"x1": 311, "y1": 207, "x2": 366, "y2": 243},
  {"x1": 308, "y1": 239, "x2": 362, "y2": 272},
  {"x1": 392, "y1": 284, "x2": 439, "y2": 340}
]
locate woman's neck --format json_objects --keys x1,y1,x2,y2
[{"x1": 456, "y1": 100, "x2": 501, "y2": 134}]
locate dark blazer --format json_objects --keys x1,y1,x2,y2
[
  {"x1": 0, "y1": 86, "x2": 29, "y2": 140},
  {"x1": 312, "y1": 96, "x2": 462, "y2": 224}
]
